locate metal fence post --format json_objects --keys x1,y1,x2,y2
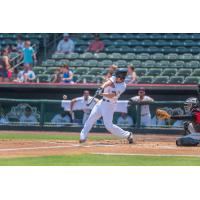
[
  {"x1": 136, "y1": 103, "x2": 141, "y2": 129},
  {"x1": 40, "y1": 101, "x2": 45, "y2": 127}
]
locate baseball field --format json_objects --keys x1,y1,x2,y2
[{"x1": 0, "y1": 131, "x2": 199, "y2": 166}]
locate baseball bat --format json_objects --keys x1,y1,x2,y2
[{"x1": 87, "y1": 93, "x2": 98, "y2": 107}]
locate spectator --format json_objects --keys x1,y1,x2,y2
[
  {"x1": 0, "y1": 49, "x2": 10, "y2": 82},
  {"x1": 70, "y1": 90, "x2": 98, "y2": 124},
  {"x1": 51, "y1": 111, "x2": 71, "y2": 126},
  {"x1": 130, "y1": 87, "x2": 154, "y2": 127},
  {"x1": 52, "y1": 67, "x2": 62, "y2": 83},
  {"x1": 16, "y1": 64, "x2": 36, "y2": 83},
  {"x1": 16, "y1": 34, "x2": 24, "y2": 52},
  {"x1": 56, "y1": 33, "x2": 75, "y2": 53},
  {"x1": 172, "y1": 108, "x2": 184, "y2": 128},
  {"x1": 19, "y1": 106, "x2": 38, "y2": 126},
  {"x1": 0, "y1": 104, "x2": 9, "y2": 124},
  {"x1": 61, "y1": 65, "x2": 74, "y2": 83},
  {"x1": 87, "y1": 34, "x2": 105, "y2": 53},
  {"x1": 104, "y1": 65, "x2": 118, "y2": 81},
  {"x1": 117, "y1": 112, "x2": 134, "y2": 127},
  {"x1": 21, "y1": 40, "x2": 37, "y2": 66},
  {"x1": 125, "y1": 65, "x2": 137, "y2": 84}
]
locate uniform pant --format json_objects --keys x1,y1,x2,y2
[
  {"x1": 176, "y1": 123, "x2": 200, "y2": 146},
  {"x1": 141, "y1": 114, "x2": 151, "y2": 127},
  {"x1": 80, "y1": 100, "x2": 130, "y2": 140}
]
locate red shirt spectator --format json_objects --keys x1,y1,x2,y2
[{"x1": 87, "y1": 35, "x2": 105, "y2": 53}]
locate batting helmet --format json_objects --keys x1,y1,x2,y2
[{"x1": 115, "y1": 68, "x2": 127, "y2": 80}]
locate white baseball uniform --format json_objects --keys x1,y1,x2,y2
[
  {"x1": 80, "y1": 76, "x2": 131, "y2": 141},
  {"x1": 75, "y1": 96, "x2": 94, "y2": 124},
  {"x1": 131, "y1": 96, "x2": 154, "y2": 126}
]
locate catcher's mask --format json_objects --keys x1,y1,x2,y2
[{"x1": 184, "y1": 97, "x2": 199, "y2": 113}]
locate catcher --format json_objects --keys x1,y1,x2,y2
[{"x1": 156, "y1": 97, "x2": 200, "y2": 146}]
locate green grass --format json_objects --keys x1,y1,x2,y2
[
  {"x1": 0, "y1": 133, "x2": 115, "y2": 141},
  {"x1": 0, "y1": 154, "x2": 200, "y2": 166}
]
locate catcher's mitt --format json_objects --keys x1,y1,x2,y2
[{"x1": 156, "y1": 109, "x2": 171, "y2": 120}]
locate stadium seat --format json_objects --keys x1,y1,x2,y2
[
  {"x1": 108, "y1": 53, "x2": 122, "y2": 60},
  {"x1": 37, "y1": 74, "x2": 51, "y2": 83},
  {"x1": 122, "y1": 53, "x2": 136, "y2": 60},
  {"x1": 84, "y1": 60, "x2": 98, "y2": 67},
  {"x1": 45, "y1": 67, "x2": 59, "y2": 74},
  {"x1": 114, "y1": 40, "x2": 128, "y2": 46},
  {"x1": 170, "y1": 40, "x2": 183, "y2": 47},
  {"x1": 76, "y1": 46, "x2": 87, "y2": 53},
  {"x1": 143, "y1": 60, "x2": 156, "y2": 68},
  {"x1": 162, "y1": 47, "x2": 174, "y2": 53},
  {"x1": 177, "y1": 34, "x2": 192, "y2": 40},
  {"x1": 80, "y1": 52, "x2": 94, "y2": 59},
  {"x1": 184, "y1": 77, "x2": 200, "y2": 84},
  {"x1": 184, "y1": 40, "x2": 197, "y2": 47},
  {"x1": 174, "y1": 61, "x2": 185, "y2": 68},
  {"x1": 158, "y1": 61, "x2": 170, "y2": 68},
  {"x1": 176, "y1": 47, "x2": 189, "y2": 53},
  {"x1": 191, "y1": 69, "x2": 200, "y2": 76},
  {"x1": 70, "y1": 59, "x2": 84, "y2": 67},
  {"x1": 44, "y1": 59, "x2": 56, "y2": 67},
  {"x1": 135, "y1": 68, "x2": 147, "y2": 76},
  {"x1": 109, "y1": 34, "x2": 122, "y2": 40},
  {"x1": 152, "y1": 76, "x2": 169, "y2": 84},
  {"x1": 163, "y1": 34, "x2": 177, "y2": 40},
  {"x1": 99, "y1": 60, "x2": 113, "y2": 67},
  {"x1": 147, "y1": 68, "x2": 162, "y2": 76},
  {"x1": 176, "y1": 69, "x2": 192, "y2": 76},
  {"x1": 147, "y1": 46, "x2": 160, "y2": 53},
  {"x1": 137, "y1": 76, "x2": 153, "y2": 84},
  {"x1": 162, "y1": 68, "x2": 177, "y2": 76},
  {"x1": 150, "y1": 34, "x2": 163, "y2": 39},
  {"x1": 133, "y1": 46, "x2": 145, "y2": 53},
  {"x1": 77, "y1": 75, "x2": 95, "y2": 83},
  {"x1": 165, "y1": 53, "x2": 178, "y2": 60},
  {"x1": 190, "y1": 47, "x2": 200, "y2": 53},
  {"x1": 52, "y1": 53, "x2": 65, "y2": 59},
  {"x1": 129, "y1": 60, "x2": 141, "y2": 67},
  {"x1": 151, "y1": 53, "x2": 164, "y2": 60},
  {"x1": 74, "y1": 67, "x2": 89, "y2": 75},
  {"x1": 136, "y1": 34, "x2": 149, "y2": 39},
  {"x1": 119, "y1": 46, "x2": 131, "y2": 53},
  {"x1": 185, "y1": 61, "x2": 200, "y2": 68},
  {"x1": 128, "y1": 40, "x2": 142, "y2": 46},
  {"x1": 95, "y1": 75, "x2": 104, "y2": 83},
  {"x1": 102, "y1": 39, "x2": 113, "y2": 46},
  {"x1": 142, "y1": 40, "x2": 154, "y2": 46},
  {"x1": 59, "y1": 59, "x2": 70, "y2": 66},
  {"x1": 114, "y1": 60, "x2": 127, "y2": 67},
  {"x1": 88, "y1": 68, "x2": 103, "y2": 75},
  {"x1": 168, "y1": 76, "x2": 184, "y2": 84},
  {"x1": 94, "y1": 53, "x2": 108, "y2": 59},
  {"x1": 155, "y1": 40, "x2": 170, "y2": 46},
  {"x1": 136, "y1": 53, "x2": 150, "y2": 60},
  {"x1": 73, "y1": 74, "x2": 80, "y2": 82},
  {"x1": 105, "y1": 46, "x2": 118, "y2": 53},
  {"x1": 179, "y1": 53, "x2": 193, "y2": 60},
  {"x1": 34, "y1": 67, "x2": 45, "y2": 75}
]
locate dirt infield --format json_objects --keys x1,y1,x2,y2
[{"x1": 0, "y1": 131, "x2": 199, "y2": 158}]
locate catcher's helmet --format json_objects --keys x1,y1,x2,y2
[
  {"x1": 115, "y1": 68, "x2": 127, "y2": 80},
  {"x1": 184, "y1": 97, "x2": 199, "y2": 112}
]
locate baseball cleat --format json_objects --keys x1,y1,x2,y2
[
  {"x1": 127, "y1": 132, "x2": 134, "y2": 144},
  {"x1": 79, "y1": 139, "x2": 87, "y2": 144}
]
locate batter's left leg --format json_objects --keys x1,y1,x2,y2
[{"x1": 101, "y1": 104, "x2": 131, "y2": 139}]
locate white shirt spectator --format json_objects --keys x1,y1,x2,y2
[
  {"x1": 117, "y1": 115, "x2": 134, "y2": 126},
  {"x1": 57, "y1": 39, "x2": 75, "y2": 53},
  {"x1": 151, "y1": 116, "x2": 166, "y2": 127},
  {"x1": 173, "y1": 120, "x2": 183, "y2": 128},
  {"x1": 20, "y1": 114, "x2": 38, "y2": 125},
  {"x1": 51, "y1": 114, "x2": 71, "y2": 126},
  {"x1": 17, "y1": 70, "x2": 36, "y2": 82},
  {"x1": 0, "y1": 116, "x2": 9, "y2": 124}
]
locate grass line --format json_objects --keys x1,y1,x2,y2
[{"x1": 0, "y1": 154, "x2": 200, "y2": 166}]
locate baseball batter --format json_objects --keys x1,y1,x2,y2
[{"x1": 79, "y1": 68, "x2": 134, "y2": 144}]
